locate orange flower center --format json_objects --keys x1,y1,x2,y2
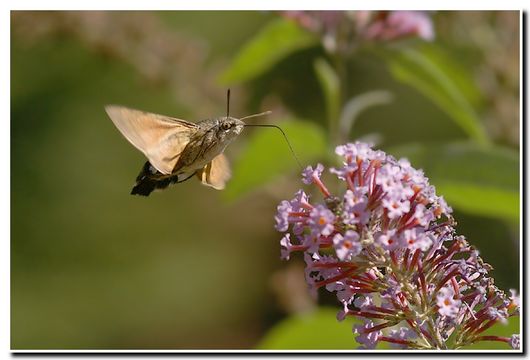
[{"x1": 434, "y1": 206, "x2": 443, "y2": 217}]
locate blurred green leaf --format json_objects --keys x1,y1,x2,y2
[
  {"x1": 220, "y1": 18, "x2": 318, "y2": 84},
  {"x1": 461, "y1": 316, "x2": 520, "y2": 350},
  {"x1": 314, "y1": 58, "x2": 340, "y2": 134},
  {"x1": 417, "y1": 43, "x2": 484, "y2": 108},
  {"x1": 338, "y1": 90, "x2": 393, "y2": 141},
  {"x1": 389, "y1": 141, "x2": 519, "y2": 221},
  {"x1": 225, "y1": 119, "x2": 326, "y2": 200},
  {"x1": 257, "y1": 307, "x2": 360, "y2": 350},
  {"x1": 258, "y1": 309, "x2": 519, "y2": 350},
  {"x1": 382, "y1": 48, "x2": 489, "y2": 145}
]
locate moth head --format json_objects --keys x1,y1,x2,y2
[{"x1": 217, "y1": 117, "x2": 245, "y2": 142}]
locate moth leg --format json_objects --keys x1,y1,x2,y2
[{"x1": 174, "y1": 172, "x2": 196, "y2": 184}]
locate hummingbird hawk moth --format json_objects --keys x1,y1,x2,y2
[{"x1": 105, "y1": 90, "x2": 299, "y2": 196}]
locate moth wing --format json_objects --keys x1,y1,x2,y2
[
  {"x1": 105, "y1": 105, "x2": 197, "y2": 175},
  {"x1": 197, "y1": 153, "x2": 231, "y2": 190}
]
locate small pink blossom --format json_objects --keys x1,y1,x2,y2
[
  {"x1": 401, "y1": 228, "x2": 432, "y2": 251},
  {"x1": 437, "y1": 286, "x2": 462, "y2": 319},
  {"x1": 353, "y1": 321, "x2": 381, "y2": 349},
  {"x1": 302, "y1": 164, "x2": 324, "y2": 185},
  {"x1": 375, "y1": 229, "x2": 399, "y2": 250},
  {"x1": 333, "y1": 230, "x2": 361, "y2": 260},
  {"x1": 510, "y1": 334, "x2": 520, "y2": 350},
  {"x1": 308, "y1": 204, "x2": 335, "y2": 237},
  {"x1": 382, "y1": 197, "x2": 411, "y2": 219},
  {"x1": 279, "y1": 234, "x2": 293, "y2": 260},
  {"x1": 361, "y1": 11, "x2": 434, "y2": 42},
  {"x1": 387, "y1": 327, "x2": 417, "y2": 349},
  {"x1": 353, "y1": 295, "x2": 374, "y2": 310}
]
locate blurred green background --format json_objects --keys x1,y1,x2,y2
[{"x1": 11, "y1": 11, "x2": 520, "y2": 350}]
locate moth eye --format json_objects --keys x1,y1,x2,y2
[{"x1": 221, "y1": 122, "x2": 231, "y2": 130}]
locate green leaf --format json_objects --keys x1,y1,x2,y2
[
  {"x1": 461, "y1": 316, "x2": 520, "y2": 350},
  {"x1": 257, "y1": 307, "x2": 360, "y2": 350},
  {"x1": 388, "y1": 141, "x2": 519, "y2": 221},
  {"x1": 258, "y1": 308, "x2": 519, "y2": 350},
  {"x1": 219, "y1": 18, "x2": 318, "y2": 84},
  {"x1": 338, "y1": 90, "x2": 394, "y2": 138},
  {"x1": 382, "y1": 48, "x2": 489, "y2": 145},
  {"x1": 314, "y1": 58, "x2": 340, "y2": 131},
  {"x1": 417, "y1": 43, "x2": 484, "y2": 108},
  {"x1": 224, "y1": 119, "x2": 326, "y2": 200}
]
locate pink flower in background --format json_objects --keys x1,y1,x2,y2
[
  {"x1": 282, "y1": 11, "x2": 343, "y2": 33},
  {"x1": 360, "y1": 11, "x2": 435, "y2": 41},
  {"x1": 281, "y1": 11, "x2": 434, "y2": 53}
]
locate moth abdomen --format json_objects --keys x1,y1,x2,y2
[
  {"x1": 131, "y1": 161, "x2": 167, "y2": 196},
  {"x1": 130, "y1": 161, "x2": 196, "y2": 196}
]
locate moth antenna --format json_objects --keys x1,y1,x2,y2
[
  {"x1": 239, "y1": 111, "x2": 272, "y2": 121},
  {"x1": 244, "y1": 123, "x2": 302, "y2": 170},
  {"x1": 226, "y1": 89, "x2": 231, "y2": 119}
]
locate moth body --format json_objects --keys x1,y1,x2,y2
[
  {"x1": 174, "y1": 117, "x2": 244, "y2": 175},
  {"x1": 105, "y1": 105, "x2": 245, "y2": 196}
]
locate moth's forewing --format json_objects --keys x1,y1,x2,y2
[
  {"x1": 105, "y1": 106, "x2": 197, "y2": 174},
  {"x1": 197, "y1": 153, "x2": 231, "y2": 190}
]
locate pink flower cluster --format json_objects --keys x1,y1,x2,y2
[
  {"x1": 275, "y1": 142, "x2": 520, "y2": 350},
  {"x1": 359, "y1": 11, "x2": 434, "y2": 42},
  {"x1": 281, "y1": 11, "x2": 434, "y2": 54}
]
